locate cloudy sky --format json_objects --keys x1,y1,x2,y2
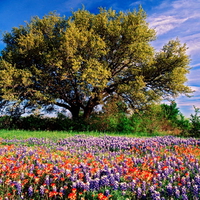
[{"x1": 0, "y1": 0, "x2": 200, "y2": 117}]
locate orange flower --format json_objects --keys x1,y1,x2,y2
[
  {"x1": 36, "y1": 169, "x2": 43, "y2": 175},
  {"x1": 98, "y1": 193, "x2": 104, "y2": 199},
  {"x1": 78, "y1": 172, "x2": 84, "y2": 179},
  {"x1": 162, "y1": 166, "x2": 168, "y2": 170},
  {"x1": 49, "y1": 191, "x2": 58, "y2": 197},
  {"x1": 34, "y1": 177, "x2": 40, "y2": 184},
  {"x1": 44, "y1": 189, "x2": 49, "y2": 194},
  {"x1": 68, "y1": 192, "x2": 77, "y2": 199},
  {"x1": 72, "y1": 188, "x2": 77, "y2": 193},
  {"x1": 5, "y1": 179, "x2": 11, "y2": 185},
  {"x1": 51, "y1": 183, "x2": 56, "y2": 187},
  {"x1": 98, "y1": 193, "x2": 108, "y2": 200},
  {"x1": 59, "y1": 192, "x2": 63, "y2": 197},
  {"x1": 28, "y1": 173, "x2": 34, "y2": 178},
  {"x1": 10, "y1": 173, "x2": 19, "y2": 179}
]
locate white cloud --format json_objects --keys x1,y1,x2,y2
[
  {"x1": 171, "y1": 0, "x2": 200, "y2": 16},
  {"x1": 189, "y1": 86, "x2": 200, "y2": 94},
  {"x1": 130, "y1": 1, "x2": 142, "y2": 7},
  {"x1": 191, "y1": 63, "x2": 200, "y2": 68},
  {"x1": 149, "y1": 15, "x2": 189, "y2": 35},
  {"x1": 148, "y1": 0, "x2": 200, "y2": 36}
]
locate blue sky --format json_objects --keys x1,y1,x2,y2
[{"x1": 0, "y1": 0, "x2": 200, "y2": 117}]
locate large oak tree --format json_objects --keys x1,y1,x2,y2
[{"x1": 0, "y1": 7, "x2": 192, "y2": 119}]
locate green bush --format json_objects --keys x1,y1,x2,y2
[
  {"x1": 130, "y1": 104, "x2": 166, "y2": 134},
  {"x1": 160, "y1": 102, "x2": 192, "y2": 135},
  {"x1": 22, "y1": 115, "x2": 48, "y2": 130},
  {"x1": 175, "y1": 114, "x2": 191, "y2": 135},
  {"x1": 189, "y1": 106, "x2": 200, "y2": 137},
  {"x1": 0, "y1": 116, "x2": 12, "y2": 129},
  {"x1": 116, "y1": 114, "x2": 134, "y2": 133},
  {"x1": 161, "y1": 101, "x2": 180, "y2": 122}
]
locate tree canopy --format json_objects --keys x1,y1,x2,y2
[{"x1": 0, "y1": 7, "x2": 192, "y2": 119}]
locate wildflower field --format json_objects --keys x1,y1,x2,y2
[{"x1": 0, "y1": 135, "x2": 200, "y2": 200}]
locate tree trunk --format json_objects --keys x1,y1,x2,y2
[
  {"x1": 70, "y1": 105, "x2": 80, "y2": 120},
  {"x1": 56, "y1": 102, "x2": 81, "y2": 120},
  {"x1": 83, "y1": 98, "x2": 99, "y2": 119},
  {"x1": 83, "y1": 106, "x2": 94, "y2": 119}
]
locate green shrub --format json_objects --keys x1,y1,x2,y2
[
  {"x1": 116, "y1": 114, "x2": 134, "y2": 133},
  {"x1": 130, "y1": 104, "x2": 166, "y2": 134},
  {"x1": 161, "y1": 102, "x2": 191, "y2": 135},
  {"x1": 0, "y1": 116, "x2": 11, "y2": 129},
  {"x1": 22, "y1": 115, "x2": 47, "y2": 130},
  {"x1": 161, "y1": 101, "x2": 180, "y2": 122},
  {"x1": 189, "y1": 106, "x2": 200, "y2": 137},
  {"x1": 175, "y1": 114, "x2": 191, "y2": 135}
]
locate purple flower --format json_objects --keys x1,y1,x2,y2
[
  {"x1": 152, "y1": 191, "x2": 161, "y2": 200},
  {"x1": 181, "y1": 177, "x2": 186, "y2": 185},
  {"x1": 137, "y1": 187, "x2": 142, "y2": 198},
  {"x1": 142, "y1": 181, "x2": 146, "y2": 191},
  {"x1": 194, "y1": 174, "x2": 200, "y2": 185},
  {"x1": 89, "y1": 178, "x2": 100, "y2": 190},
  {"x1": 20, "y1": 173, "x2": 24, "y2": 179},
  {"x1": 187, "y1": 181, "x2": 191, "y2": 188},
  {"x1": 52, "y1": 185, "x2": 57, "y2": 192},
  {"x1": 193, "y1": 185, "x2": 199, "y2": 197},
  {"x1": 114, "y1": 172, "x2": 120, "y2": 181},
  {"x1": 130, "y1": 179, "x2": 136, "y2": 191},
  {"x1": 174, "y1": 186, "x2": 180, "y2": 198},
  {"x1": 40, "y1": 185, "x2": 45, "y2": 195},
  {"x1": 104, "y1": 189, "x2": 110, "y2": 197},
  {"x1": 113, "y1": 181, "x2": 119, "y2": 190},
  {"x1": 150, "y1": 185, "x2": 155, "y2": 193},
  {"x1": 45, "y1": 175, "x2": 50, "y2": 186},
  {"x1": 182, "y1": 193, "x2": 188, "y2": 200},
  {"x1": 120, "y1": 182, "x2": 127, "y2": 191},
  {"x1": 99, "y1": 175, "x2": 109, "y2": 187},
  {"x1": 14, "y1": 181, "x2": 22, "y2": 195},
  {"x1": 166, "y1": 183, "x2": 173, "y2": 196},
  {"x1": 84, "y1": 182, "x2": 90, "y2": 191},
  {"x1": 181, "y1": 186, "x2": 187, "y2": 194},
  {"x1": 28, "y1": 186, "x2": 33, "y2": 197}
]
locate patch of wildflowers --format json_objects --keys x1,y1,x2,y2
[{"x1": 0, "y1": 135, "x2": 199, "y2": 199}]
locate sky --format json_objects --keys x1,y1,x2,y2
[{"x1": 0, "y1": 0, "x2": 200, "y2": 117}]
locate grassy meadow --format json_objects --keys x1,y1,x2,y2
[{"x1": 0, "y1": 129, "x2": 167, "y2": 140}]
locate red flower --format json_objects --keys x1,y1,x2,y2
[
  {"x1": 72, "y1": 188, "x2": 77, "y2": 193},
  {"x1": 98, "y1": 193, "x2": 108, "y2": 200},
  {"x1": 51, "y1": 183, "x2": 56, "y2": 187},
  {"x1": 49, "y1": 191, "x2": 58, "y2": 197},
  {"x1": 68, "y1": 192, "x2": 77, "y2": 199}
]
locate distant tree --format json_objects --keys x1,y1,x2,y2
[
  {"x1": 161, "y1": 101, "x2": 180, "y2": 121},
  {"x1": 190, "y1": 106, "x2": 200, "y2": 137},
  {"x1": 0, "y1": 7, "x2": 192, "y2": 119}
]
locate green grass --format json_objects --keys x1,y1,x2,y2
[
  {"x1": 0, "y1": 129, "x2": 167, "y2": 139},
  {"x1": 0, "y1": 129, "x2": 90, "y2": 139}
]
